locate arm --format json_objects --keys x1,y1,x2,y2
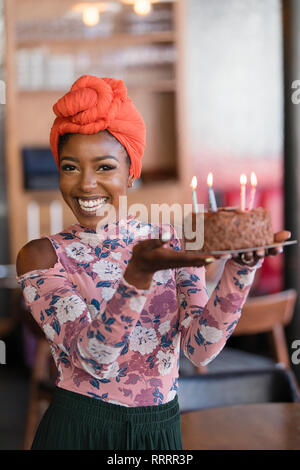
[
  {"x1": 176, "y1": 252, "x2": 263, "y2": 367},
  {"x1": 17, "y1": 239, "x2": 153, "y2": 377}
]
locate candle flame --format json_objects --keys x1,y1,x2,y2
[
  {"x1": 207, "y1": 172, "x2": 213, "y2": 187},
  {"x1": 190, "y1": 176, "x2": 197, "y2": 190},
  {"x1": 251, "y1": 172, "x2": 257, "y2": 187},
  {"x1": 240, "y1": 174, "x2": 247, "y2": 185}
]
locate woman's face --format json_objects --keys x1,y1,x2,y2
[{"x1": 59, "y1": 131, "x2": 134, "y2": 229}]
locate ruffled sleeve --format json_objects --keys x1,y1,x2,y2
[{"x1": 169, "y1": 229, "x2": 263, "y2": 367}]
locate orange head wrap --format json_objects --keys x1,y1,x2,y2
[{"x1": 50, "y1": 75, "x2": 146, "y2": 178}]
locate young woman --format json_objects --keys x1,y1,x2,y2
[{"x1": 16, "y1": 75, "x2": 289, "y2": 450}]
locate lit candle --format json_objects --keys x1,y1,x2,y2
[
  {"x1": 240, "y1": 174, "x2": 247, "y2": 211},
  {"x1": 248, "y1": 172, "x2": 257, "y2": 210},
  {"x1": 190, "y1": 176, "x2": 198, "y2": 213},
  {"x1": 207, "y1": 172, "x2": 218, "y2": 212}
]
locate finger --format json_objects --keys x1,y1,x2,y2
[
  {"x1": 238, "y1": 252, "x2": 256, "y2": 265},
  {"x1": 268, "y1": 246, "x2": 283, "y2": 256},
  {"x1": 255, "y1": 249, "x2": 265, "y2": 258},
  {"x1": 243, "y1": 252, "x2": 254, "y2": 261},
  {"x1": 132, "y1": 244, "x2": 210, "y2": 271},
  {"x1": 134, "y1": 236, "x2": 169, "y2": 252},
  {"x1": 178, "y1": 251, "x2": 229, "y2": 268},
  {"x1": 180, "y1": 252, "x2": 218, "y2": 264},
  {"x1": 216, "y1": 254, "x2": 232, "y2": 260},
  {"x1": 185, "y1": 251, "x2": 231, "y2": 261},
  {"x1": 274, "y1": 230, "x2": 291, "y2": 243}
]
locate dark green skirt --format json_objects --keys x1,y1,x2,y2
[{"x1": 31, "y1": 387, "x2": 183, "y2": 450}]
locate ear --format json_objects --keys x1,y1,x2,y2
[{"x1": 127, "y1": 175, "x2": 134, "y2": 188}]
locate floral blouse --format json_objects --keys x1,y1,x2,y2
[{"x1": 17, "y1": 216, "x2": 262, "y2": 407}]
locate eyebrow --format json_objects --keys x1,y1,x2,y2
[{"x1": 60, "y1": 155, "x2": 118, "y2": 163}]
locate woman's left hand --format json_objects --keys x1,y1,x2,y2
[{"x1": 233, "y1": 230, "x2": 291, "y2": 267}]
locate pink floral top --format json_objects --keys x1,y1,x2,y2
[{"x1": 17, "y1": 216, "x2": 262, "y2": 407}]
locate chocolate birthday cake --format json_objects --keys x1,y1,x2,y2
[{"x1": 201, "y1": 207, "x2": 274, "y2": 252}]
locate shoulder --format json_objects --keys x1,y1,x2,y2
[{"x1": 16, "y1": 238, "x2": 58, "y2": 277}]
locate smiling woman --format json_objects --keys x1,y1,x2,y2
[
  {"x1": 58, "y1": 131, "x2": 133, "y2": 228},
  {"x1": 15, "y1": 74, "x2": 283, "y2": 451}
]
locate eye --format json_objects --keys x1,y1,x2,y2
[
  {"x1": 98, "y1": 164, "x2": 115, "y2": 171},
  {"x1": 61, "y1": 164, "x2": 77, "y2": 172}
]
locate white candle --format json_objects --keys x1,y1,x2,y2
[
  {"x1": 190, "y1": 176, "x2": 199, "y2": 213},
  {"x1": 248, "y1": 172, "x2": 257, "y2": 210},
  {"x1": 240, "y1": 174, "x2": 247, "y2": 211},
  {"x1": 207, "y1": 173, "x2": 217, "y2": 212}
]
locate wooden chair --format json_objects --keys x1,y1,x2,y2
[{"x1": 179, "y1": 289, "x2": 297, "y2": 376}]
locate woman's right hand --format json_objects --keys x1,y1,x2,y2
[{"x1": 124, "y1": 234, "x2": 226, "y2": 290}]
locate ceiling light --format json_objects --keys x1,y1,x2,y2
[
  {"x1": 133, "y1": 0, "x2": 152, "y2": 16},
  {"x1": 82, "y1": 6, "x2": 100, "y2": 26},
  {"x1": 71, "y1": 3, "x2": 115, "y2": 27}
]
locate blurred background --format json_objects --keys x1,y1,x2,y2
[{"x1": 0, "y1": 0, "x2": 300, "y2": 450}]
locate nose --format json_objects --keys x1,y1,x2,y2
[{"x1": 78, "y1": 168, "x2": 98, "y2": 193}]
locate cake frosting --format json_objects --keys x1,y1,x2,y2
[{"x1": 201, "y1": 207, "x2": 274, "y2": 252}]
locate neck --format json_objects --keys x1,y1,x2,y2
[{"x1": 76, "y1": 214, "x2": 135, "y2": 232}]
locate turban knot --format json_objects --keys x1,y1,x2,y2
[{"x1": 50, "y1": 75, "x2": 146, "y2": 178}]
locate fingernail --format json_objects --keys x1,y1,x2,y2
[{"x1": 161, "y1": 231, "x2": 171, "y2": 242}]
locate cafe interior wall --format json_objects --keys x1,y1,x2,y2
[
  {"x1": 178, "y1": 0, "x2": 283, "y2": 205},
  {"x1": 0, "y1": 0, "x2": 8, "y2": 263},
  {"x1": 177, "y1": 0, "x2": 284, "y2": 295}
]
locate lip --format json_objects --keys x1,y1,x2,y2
[
  {"x1": 74, "y1": 196, "x2": 109, "y2": 217},
  {"x1": 75, "y1": 195, "x2": 109, "y2": 200}
]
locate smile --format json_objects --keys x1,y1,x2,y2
[{"x1": 76, "y1": 197, "x2": 109, "y2": 213}]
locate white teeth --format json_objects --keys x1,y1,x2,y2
[{"x1": 78, "y1": 198, "x2": 108, "y2": 212}]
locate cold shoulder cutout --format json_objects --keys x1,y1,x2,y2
[{"x1": 16, "y1": 238, "x2": 59, "y2": 278}]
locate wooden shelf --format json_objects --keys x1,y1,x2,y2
[
  {"x1": 18, "y1": 79, "x2": 176, "y2": 95},
  {"x1": 16, "y1": 30, "x2": 175, "y2": 49}
]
